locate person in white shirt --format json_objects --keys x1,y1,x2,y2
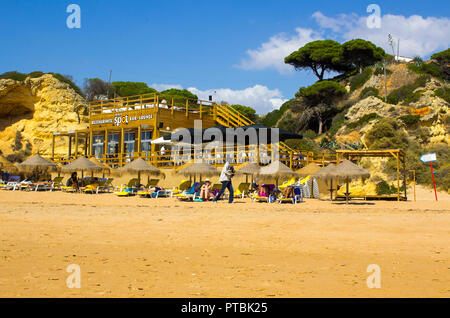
[{"x1": 213, "y1": 161, "x2": 235, "y2": 203}]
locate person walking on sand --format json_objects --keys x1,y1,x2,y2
[{"x1": 213, "y1": 160, "x2": 235, "y2": 203}]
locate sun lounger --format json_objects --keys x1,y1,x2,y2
[
  {"x1": 169, "y1": 180, "x2": 192, "y2": 196},
  {"x1": 115, "y1": 178, "x2": 139, "y2": 196},
  {"x1": 175, "y1": 182, "x2": 201, "y2": 201},
  {"x1": 278, "y1": 177, "x2": 297, "y2": 191},
  {"x1": 252, "y1": 184, "x2": 276, "y2": 203},
  {"x1": 233, "y1": 182, "x2": 251, "y2": 199},
  {"x1": 277, "y1": 185, "x2": 304, "y2": 204}
]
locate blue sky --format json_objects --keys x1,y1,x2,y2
[{"x1": 1, "y1": 0, "x2": 449, "y2": 113}]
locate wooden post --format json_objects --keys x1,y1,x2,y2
[
  {"x1": 137, "y1": 126, "x2": 141, "y2": 158},
  {"x1": 51, "y1": 135, "x2": 55, "y2": 161},
  {"x1": 403, "y1": 155, "x2": 407, "y2": 200},
  {"x1": 171, "y1": 98, "x2": 174, "y2": 116},
  {"x1": 185, "y1": 99, "x2": 189, "y2": 118},
  {"x1": 200, "y1": 101, "x2": 202, "y2": 119},
  {"x1": 120, "y1": 128, "x2": 124, "y2": 167},
  {"x1": 396, "y1": 152, "x2": 400, "y2": 201},
  {"x1": 104, "y1": 130, "x2": 108, "y2": 163},
  {"x1": 75, "y1": 131, "x2": 79, "y2": 159},
  {"x1": 84, "y1": 135, "x2": 88, "y2": 156},
  {"x1": 89, "y1": 131, "x2": 93, "y2": 157},
  {"x1": 290, "y1": 151, "x2": 293, "y2": 169},
  {"x1": 68, "y1": 135, "x2": 72, "y2": 159}
]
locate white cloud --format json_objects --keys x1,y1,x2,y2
[
  {"x1": 151, "y1": 83, "x2": 183, "y2": 91},
  {"x1": 239, "y1": 12, "x2": 450, "y2": 74},
  {"x1": 188, "y1": 85, "x2": 287, "y2": 114},
  {"x1": 312, "y1": 11, "x2": 450, "y2": 58},
  {"x1": 151, "y1": 83, "x2": 287, "y2": 114},
  {"x1": 236, "y1": 27, "x2": 323, "y2": 73}
]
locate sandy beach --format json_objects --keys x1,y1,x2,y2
[{"x1": 0, "y1": 186, "x2": 449, "y2": 298}]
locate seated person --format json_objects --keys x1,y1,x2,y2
[
  {"x1": 260, "y1": 184, "x2": 271, "y2": 196},
  {"x1": 283, "y1": 186, "x2": 294, "y2": 198},
  {"x1": 66, "y1": 172, "x2": 79, "y2": 189},
  {"x1": 200, "y1": 179, "x2": 214, "y2": 201},
  {"x1": 251, "y1": 178, "x2": 259, "y2": 192}
]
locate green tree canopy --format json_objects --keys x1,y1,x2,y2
[
  {"x1": 296, "y1": 80, "x2": 347, "y2": 134},
  {"x1": 112, "y1": 81, "x2": 157, "y2": 97},
  {"x1": 160, "y1": 88, "x2": 198, "y2": 100},
  {"x1": 230, "y1": 104, "x2": 258, "y2": 122},
  {"x1": 341, "y1": 39, "x2": 385, "y2": 72},
  {"x1": 284, "y1": 40, "x2": 350, "y2": 81},
  {"x1": 431, "y1": 48, "x2": 450, "y2": 65},
  {"x1": 83, "y1": 78, "x2": 113, "y2": 101}
]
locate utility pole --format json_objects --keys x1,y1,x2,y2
[
  {"x1": 106, "y1": 69, "x2": 112, "y2": 98},
  {"x1": 384, "y1": 59, "x2": 388, "y2": 102}
]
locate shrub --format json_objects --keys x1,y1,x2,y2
[
  {"x1": 359, "y1": 87, "x2": 379, "y2": 99},
  {"x1": 28, "y1": 71, "x2": 45, "y2": 78},
  {"x1": 347, "y1": 113, "x2": 381, "y2": 129},
  {"x1": 365, "y1": 118, "x2": 409, "y2": 149},
  {"x1": 51, "y1": 73, "x2": 84, "y2": 97},
  {"x1": 386, "y1": 75, "x2": 428, "y2": 105},
  {"x1": 434, "y1": 87, "x2": 450, "y2": 104},
  {"x1": 0, "y1": 71, "x2": 28, "y2": 81},
  {"x1": 350, "y1": 67, "x2": 373, "y2": 91},
  {"x1": 374, "y1": 65, "x2": 393, "y2": 76},
  {"x1": 376, "y1": 180, "x2": 394, "y2": 195},
  {"x1": 399, "y1": 114, "x2": 420, "y2": 127},
  {"x1": 408, "y1": 62, "x2": 444, "y2": 80}
]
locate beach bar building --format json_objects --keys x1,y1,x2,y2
[{"x1": 52, "y1": 93, "x2": 307, "y2": 168}]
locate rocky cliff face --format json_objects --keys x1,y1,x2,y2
[
  {"x1": 0, "y1": 74, "x2": 88, "y2": 158},
  {"x1": 336, "y1": 65, "x2": 449, "y2": 146}
]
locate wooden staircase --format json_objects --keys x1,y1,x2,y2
[{"x1": 214, "y1": 103, "x2": 298, "y2": 154}]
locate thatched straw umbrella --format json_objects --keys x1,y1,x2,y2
[
  {"x1": 312, "y1": 163, "x2": 337, "y2": 201},
  {"x1": 257, "y1": 160, "x2": 297, "y2": 188},
  {"x1": 296, "y1": 163, "x2": 322, "y2": 178},
  {"x1": 89, "y1": 157, "x2": 111, "y2": 178},
  {"x1": 61, "y1": 156, "x2": 102, "y2": 178},
  {"x1": 17, "y1": 154, "x2": 57, "y2": 173},
  {"x1": 178, "y1": 162, "x2": 219, "y2": 182},
  {"x1": 328, "y1": 160, "x2": 370, "y2": 204},
  {"x1": 236, "y1": 163, "x2": 260, "y2": 183},
  {"x1": 116, "y1": 158, "x2": 161, "y2": 186}
]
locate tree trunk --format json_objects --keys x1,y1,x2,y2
[{"x1": 318, "y1": 118, "x2": 323, "y2": 135}]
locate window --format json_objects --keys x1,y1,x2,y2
[
  {"x1": 141, "y1": 131, "x2": 152, "y2": 156},
  {"x1": 124, "y1": 132, "x2": 135, "y2": 158},
  {"x1": 108, "y1": 134, "x2": 119, "y2": 155},
  {"x1": 92, "y1": 135, "x2": 104, "y2": 159}
]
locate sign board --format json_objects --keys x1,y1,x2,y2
[{"x1": 420, "y1": 153, "x2": 437, "y2": 163}]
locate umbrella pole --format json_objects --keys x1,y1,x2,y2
[
  {"x1": 138, "y1": 171, "x2": 141, "y2": 187},
  {"x1": 330, "y1": 180, "x2": 333, "y2": 201},
  {"x1": 346, "y1": 177, "x2": 349, "y2": 204}
]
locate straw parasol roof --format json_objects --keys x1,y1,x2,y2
[
  {"x1": 330, "y1": 160, "x2": 370, "y2": 203},
  {"x1": 296, "y1": 163, "x2": 322, "y2": 178},
  {"x1": 328, "y1": 160, "x2": 370, "y2": 180},
  {"x1": 61, "y1": 157, "x2": 102, "y2": 174},
  {"x1": 90, "y1": 157, "x2": 112, "y2": 172},
  {"x1": 311, "y1": 163, "x2": 337, "y2": 180},
  {"x1": 236, "y1": 163, "x2": 261, "y2": 175},
  {"x1": 18, "y1": 154, "x2": 57, "y2": 172},
  {"x1": 178, "y1": 162, "x2": 220, "y2": 178},
  {"x1": 117, "y1": 158, "x2": 161, "y2": 175},
  {"x1": 258, "y1": 160, "x2": 297, "y2": 178}
]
